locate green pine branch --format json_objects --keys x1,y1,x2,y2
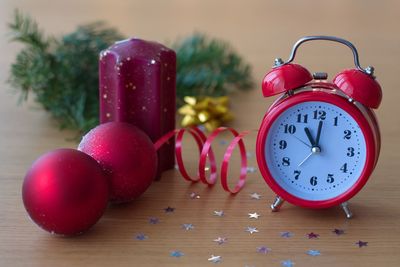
[
  {"x1": 8, "y1": 10, "x2": 254, "y2": 136},
  {"x1": 174, "y1": 34, "x2": 254, "y2": 106}
]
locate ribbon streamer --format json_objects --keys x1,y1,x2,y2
[{"x1": 154, "y1": 127, "x2": 250, "y2": 194}]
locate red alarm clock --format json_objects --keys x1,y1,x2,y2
[{"x1": 256, "y1": 36, "x2": 382, "y2": 218}]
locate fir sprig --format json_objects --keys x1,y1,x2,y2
[
  {"x1": 174, "y1": 34, "x2": 254, "y2": 106},
  {"x1": 8, "y1": 10, "x2": 123, "y2": 133},
  {"x1": 8, "y1": 10, "x2": 254, "y2": 134}
]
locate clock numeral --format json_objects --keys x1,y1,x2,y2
[
  {"x1": 297, "y1": 114, "x2": 308, "y2": 123},
  {"x1": 284, "y1": 124, "x2": 296, "y2": 134},
  {"x1": 310, "y1": 176, "x2": 318, "y2": 186},
  {"x1": 347, "y1": 147, "x2": 355, "y2": 157},
  {"x1": 340, "y1": 163, "x2": 348, "y2": 173},
  {"x1": 293, "y1": 170, "x2": 301, "y2": 180},
  {"x1": 279, "y1": 140, "x2": 287, "y2": 150},
  {"x1": 327, "y1": 173, "x2": 334, "y2": 183},
  {"x1": 282, "y1": 157, "x2": 290, "y2": 166},
  {"x1": 313, "y1": 110, "x2": 326, "y2": 120},
  {"x1": 333, "y1": 116, "x2": 338, "y2": 126},
  {"x1": 344, "y1": 130, "x2": 352, "y2": 139}
]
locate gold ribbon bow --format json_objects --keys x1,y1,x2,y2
[{"x1": 178, "y1": 96, "x2": 234, "y2": 132}]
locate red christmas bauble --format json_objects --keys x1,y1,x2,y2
[
  {"x1": 22, "y1": 149, "x2": 109, "y2": 236},
  {"x1": 78, "y1": 122, "x2": 157, "y2": 203}
]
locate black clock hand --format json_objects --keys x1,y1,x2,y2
[
  {"x1": 304, "y1": 127, "x2": 315, "y2": 147},
  {"x1": 315, "y1": 121, "x2": 323, "y2": 146}
]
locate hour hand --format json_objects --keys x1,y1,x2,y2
[{"x1": 304, "y1": 127, "x2": 315, "y2": 146}]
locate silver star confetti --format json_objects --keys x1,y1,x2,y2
[
  {"x1": 250, "y1": 193, "x2": 261, "y2": 200},
  {"x1": 280, "y1": 231, "x2": 293, "y2": 238},
  {"x1": 307, "y1": 232, "x2": 319, "y2": 239},
  {"x1": 245, "y1": 226, "x2": 259, "y2": 234},
  {"x1": 333, "y1": 228, "x2": 345, "y2": 235},
  {"x1": 213, "y1": 210, "x2": 224, "y2": 217},
  {"x1": 189, "y1": 192, "x2": 200, "y2": 199},
  {"x1": 257, "y1": 246, "x2": 271, "y2": 254},
  {"x1": 213, "y1": 237, "x2": 227, "y2": 245},
  {"x1": 356, "y1": 240, "x2": 368, "y2": 247},
  {"x1": 246, "y1": 167, "x2": 257, "y2": 173},
  {"x1": 182, "y1": 223, "x2": 194, "y2": 230},
  {"x1": 307, "y1": 250, "x2": 321, "y2": 256},
  {"x1": 197, "y1": 125, "x2": 206, "y2": 132},
  {"x1": 170, "y1": 250, "x2": 184, "y2": 258},
  {"x1": 281, "y1": 260, "x2": 295, "y2": 267},
  {"x1": 219, "y1": 140, "x2": 227, "y2": 145},
  {"x1": 248, "y1": 212, "x2": 260, "y2": 219},
  {"x1": 135, "y1": 233, "x2": 148, "y2": 240},
  {"x1": 149, "y1": 217, "x2": 159, "y2": 224},
  {"x1": 208, "y1": 255, "x2": 222, "y2": 263},
  {"x1": 164, "y1": 206, "x2": 175, "y2": 213}
]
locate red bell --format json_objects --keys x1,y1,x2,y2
[
  {"x1": 333, "y1": 69, "x2": 382, "y2": 109},
  {"x1": 262, "y1": 63, "x2": 312, "y2": 97}
]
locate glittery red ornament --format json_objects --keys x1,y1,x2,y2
[
  {"x1": 22, "y1": 149, "x2": 109, "y2": 236},
  {"x1": 78, "y1": 122, "x2": 157, "y2": 203}
]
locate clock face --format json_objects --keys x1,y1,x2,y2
[{"x1": 265, "y1": 101, "x2": 367, "y2": 201}]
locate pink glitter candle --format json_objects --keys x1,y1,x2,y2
[{"x1": 99, "y1": 38, "x2": 176, "y2": 179}]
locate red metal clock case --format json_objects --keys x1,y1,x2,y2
[{"x1": 256, "y1": 87, "x2": 380, "y2": 209}]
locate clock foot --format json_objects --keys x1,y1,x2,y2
[
  {"x1": 340, "y1": 202, "x2": 353, "y2": 219},
  {"x1": 270, "y1": 196, "x2": 285, "y2": 212}
]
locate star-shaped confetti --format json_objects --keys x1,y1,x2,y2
[
  {"x1": 280, "y1": 231, "x2": 294, "y2": 238},
  {"x1": 208, "y1": 255, "x2": 222, "y2": 263},
  {"x1": 332, "y1": 228, "x2": 345, "y2": 235},
  {"x1": 197, "y1": 125, "x2": 206, "y2": 132},
  {"x1": 189, "y1": 192, "x2": 200, "y2": 199},
  {"x1": 164, "y1": 206, "x2": 175, "y2": 213},
  {"x1": 246, "y1": 226, "x2": 259, "y2": 234},
  {"x1": 170, "y1": 250, "x2": 184, "y2": 258},
  {"x1": 307, "y1": 232, "x2": 320, "y2": 239},
  {"x1": 135, "y1": 233, "x2": 148, "y2": 241},
  {"x1": 281, "y1": 260, "x2": 295, "y2": 267},
  {"x1": 257, "y1": 246, "x2": 271, "y2": 254},
  {"x1": 182, "y1": 223, "x2": 194, "y2": 230},
  {"x1": 149, "y1": 217, "x2": 159, "y2": 224},
  {"x1": 213, "y1": 210, "x2": 224, "y2": 217},
  {"x1": 248, "y1": 212, "x2": 260, "y2": 219},
  {"x1": 307, "y1": 250, "x2": 321, "y2": 256},
  {"x1": 246, "y1": 167, "x2": 257, "y2": 173},
  {"x1": 213, "y1": 237, "x2": 227, "y2": 245},
  {"x1": 356, "y1": 240, "x2": 368, "y2": 247},
  {"x1": 250, "y1": 193, "x2": 261, "y2": 200}
]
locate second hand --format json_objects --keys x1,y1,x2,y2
[{"x1": 291, "y1": 135, "x2": 312, "y2": 148}]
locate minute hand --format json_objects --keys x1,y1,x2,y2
[{"x1": 315, "y1": 121, "x2": 323, "y2": 146}]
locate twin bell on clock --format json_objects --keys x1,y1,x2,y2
[{"x1": 256, "y1": 36, "x2": 382, "y2": 218}]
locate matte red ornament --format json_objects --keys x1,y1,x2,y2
[
  {"x1": 262, "y1": 63, "x2": 312, "y2": 97},
  {"x1": 22, "y1": 149, "x2": 109, "y2": 236},
  {"x1": 333, "y1": 69, "x2": 382, "y2": 108},
  {"x1": 78, "y1": 122, "x2": 157, "y2": 203}
]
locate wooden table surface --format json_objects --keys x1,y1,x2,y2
[{"x1": 1, "y1": 1, "x2": 399, "y2": 266}]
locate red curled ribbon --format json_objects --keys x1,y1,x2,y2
[{"x1": 154, "y1": 127, "x2": 250, "y2": 194}]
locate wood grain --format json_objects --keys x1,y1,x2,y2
[{"x1": 0, "y1": 1, "x2": 399, "y2": 266}]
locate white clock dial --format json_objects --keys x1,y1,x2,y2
[{"x1": 265, "y1": 101, "x2": 367, "y2": 201}]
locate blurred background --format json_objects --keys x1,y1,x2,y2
[
  {"x1": 1, "y1": 1, "x2": 398, "y2": 135},
  {"x1": 1, "y1": 0, "x2": 399, "y2": 168},
  {"x1": 0, "y1": 1, "x2": 399, "y2": 266}
]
